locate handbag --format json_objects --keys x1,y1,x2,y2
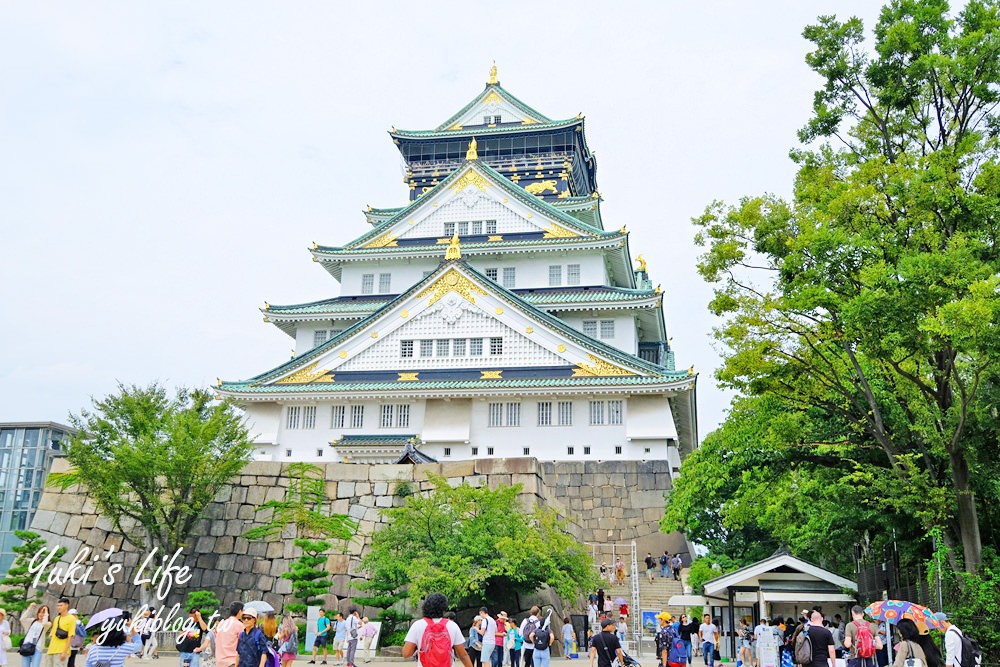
[
  {"x1": 903, "y1": 642, "x2": 924, "y2": 667},
  {"x1": 18, "y1": 640, "x2": 37, "y2": 657},
  {"x1": 55, "y1": 617, "x2": 69, "y2": 640}
]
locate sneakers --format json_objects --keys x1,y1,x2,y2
[{"x1": 309, "y1": 662, "x2": 316, "y2": 664}]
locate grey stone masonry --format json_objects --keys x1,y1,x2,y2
[{"x1": 30, "y1": 458, "x2": 674, "y2": 617}]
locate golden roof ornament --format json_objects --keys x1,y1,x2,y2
[
  {"x1": 488, "y1": 62, "x2": 498, "y2": 85},
  {"x1": 635, "y1": 255, "x2": 647, "y2": 272},
  {"x1": 445, "y1": 233, "x2": 462, "y2": 260},
  {"x1": 466, "y1": 137, "x2": 478, "y2": 161}
]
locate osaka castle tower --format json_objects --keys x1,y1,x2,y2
[{"x1": 218, "y1": 65, "x2": 698, "y2": 464}]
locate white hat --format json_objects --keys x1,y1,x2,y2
[{"x1": 243, "y1": 607, "x2": 258, "y2": 618}]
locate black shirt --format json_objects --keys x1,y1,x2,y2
[
  {"x1": 177, "y1": 624, "x2": 206, "y2": 653},
  {"x1": 680, "y1": 622, "x2": 699, "y2": 642},
  {"x1": 645, "y1": 556, "x2": 656, "y2": 569},
  {"x1": 591, "y1": 632, "x2": 622, "y2": 667},
  {"x1": 807, "y1": 625, "x2": 834, "y2": 667}
]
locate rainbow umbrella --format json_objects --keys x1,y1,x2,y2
[{"x1": 863, "y1": 600, "x2": 945, "y2": 631}]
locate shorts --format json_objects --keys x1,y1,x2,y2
[
  {"x1": 280, "y1": 654, "x2": 297, "y2": 662},
  {"x1": 314, "y1": 636, "x2": 328, "y2": 647},
  {"x1": 335, "y1": 639, "x2": 346, "y2": 650}
]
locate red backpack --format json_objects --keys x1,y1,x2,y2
[
  {"x1": 854, "y1": 622, "x2": 876, "y2": 659},
  {"x1": 420, "y1": 618, "x2": 453, "y2": 667}
]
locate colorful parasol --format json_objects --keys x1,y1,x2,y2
[{"x1": 863, "y1": 600, "x2": 945, "y2": 631}]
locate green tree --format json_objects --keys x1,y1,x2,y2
[
  {"x1": 692, "y1": 0, "x2": 1000, "y2": 573},
  {"x1": 0, "y1": 531, "x2": 66, "y2": 632},
  {"x1": 185, "y1": 590, "x2": 221, "y2": 616},
  {"x1": 244, "y1": 462, "x2": 355, "y2": 541},
  {"x1": 362, "y1": 474, "x2": 598, "y2": 609},
  {"x1": 283, "y1": 538, "x2": 333, "y2": 615},
  {"x1": 48, "y1": 383, "x2": 254, "y2": 554}
]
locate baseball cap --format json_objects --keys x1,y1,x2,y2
[
  {"x1": 601, "y1": 618, "x2": 616, "y2": 629},
  {"x1": 68, "y1": 609, "x2": 78, "y2": 616},
  {"x1": 657, "y1": 612, "x2": 672, "y2": 622},
  {"x1": 243, "y1": 608, "x2": 258, "y2": 618}
]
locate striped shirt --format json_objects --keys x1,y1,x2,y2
[{"x1": 85, "y1": 635, "x2": 143, "y2": 667}]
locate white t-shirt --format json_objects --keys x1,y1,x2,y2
[
  {"x1": 699, "y1": 623, "x2": 718, "y2": 644},
  {"x1": 404, "y1": 619, "x2": 466, "y2": 648}
]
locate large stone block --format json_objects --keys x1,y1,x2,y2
[
  {"x1": 324, "y1": 464, "x2": 371, "y2": 482},
  {"x1": 512, "y1": 473, "x2": 539, "y2": 495},
  {"x1": 368, "y1": 464, "x2": 412, "y2": 481},
  {"x1": 246, "y1": 486, "x2": 267, "y2": 505},
  {"x1": 338, "y1": 482, "x2": 356, "y2": 498},
  {"x1": 373, "y1": 482, "x2": 388, "y2": 496}
]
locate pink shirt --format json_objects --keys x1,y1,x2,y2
[{"x1": 215, "y1": 617, "x2": 243, "y2": 667}]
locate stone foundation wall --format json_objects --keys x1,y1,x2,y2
[{"x1": 30, "y1": 457, "x2": 677, "y2": 617}]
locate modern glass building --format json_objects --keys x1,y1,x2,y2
[{"x1": 0, "y1": 422, "x2": 73, "y2": 576}]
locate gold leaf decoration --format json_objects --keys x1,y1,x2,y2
[
  {"x1": 363, "y1": 231, "x2": 398, "y2": 249},
  {"x1": 557, "y1": 344, "x2": 566, "y2": 353},
  {"x1": 398, "y1": 372, "x2": 419, "y2": 382},
  {"x1": 480, "y1": 370, "x2": 503, "y2": 379},
  {"x1": 276, "y1": 362, "x2": 333, "y2": 385},
  {"x1": 417, "y1": 267, "x2": 489, "y2": 307},
  {"x1": 543, "y1": 224, "x2": 580, "y2": 239},
  {"x1": 572, "y1": 354, "x2": 638, "y2": 377},
  {"x1": 488, "y1": 235, "x2": 503, "y2": 242},
  {"x1": 450, "y1": 170, "x2": 491, "y2": 193},
  {"x1": 483, "y1": 91, "x2": 502, "y2": 106}
]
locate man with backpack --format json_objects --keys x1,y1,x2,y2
[
  {"x1": 520, "y1": 607, "x2": 541, "y2": 667},
  {"x1": 842, "y1": 606, "x2": 882, "y2": 667},
  {"x1": 798, "y1": 611, "x2": 835, "y2": 667},
  {"x1": 402, "y1": 593, "x2": 473, "y2": 667},
  {"x1": 670, "y1": 555, "x2": 683, "y2": 582},
  {"x1": 237, "y1": 608, "x2": 269, "y2": 667},
  {"x1": 659, "y1": 553, "x2": 670, "y2": 579},
  {"x1": 527, "y1": 617, "x2": 554, "y2": 667},
  {"x1": 937, "y1": 612, "x2": 982, "y2": 667}
]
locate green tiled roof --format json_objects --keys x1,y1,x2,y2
[
  {"x1": 432, "y1": 83, "x2": 553, "y2": 132},
  {"x1": 333, "y1": 434, "x2": 418, "y2": 446},
  {"x1": 222, "y1": 261, "x2": 677, "y2": 390},
  {"x1": 320, "y1": 161, "x2": 615, "y2": 253},
  {"x1": 221, "y1": 375, "x2": 691, "y2": 394},
  {"x1": 317, "y1": 233, "x2": 624, "y2": 257},
  {"x1": 394, "y1": 117, "x2": 579, "y2": 138},
  {"x1": 267, "y1": 287, "x2": 659, "y2": 316}
]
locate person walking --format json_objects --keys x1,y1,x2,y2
[
  {"x1": 82, "y1": 611, "x2": 143, "y2": 667},
  {"x1": 737, "y1": 618, "x2": 752, "y2": 667},
  {"x1": 527, "y1": 618, "x2": 553, "y2": 667},
  {"x1": 520, "y1": 607, "x2": 541, "y2": 667},
  {"x1": 587, "y1": 603, "x2": 597, "y2": 632},
  {"x1": 278, "y1": 615, "x2": 299, "y2": 667},
  {"x1": 561, "y1": 619, "x2": 574, "y2": 659},
  {"x1": 492, "y1": 614, "x2": 508, "y2": 667},
  {"x1": 806, "y1": 611, "x2": 836, "y2": 667},
  {"x1": 936, "y1": 613, "x2": 967, "y2": 667},
  {"x1": 671, "y1": 555, "x2": 683, "y2": 581},
  {"x1": 659, "y1": 553, "x2": 670, "y2": 579},
  {"x1": 333, "y1": 613, "x2": 347, "y2": 665},
  {"x1": 589, "y1": 619, "x2": 623, "y2": 667},
  {"x1": 310, "y1": 609, "x2": 331, "y2": 664},
  {"x1": 615, "y1": 618, "x2": 627, "y2": 644},
  {"x1": 400, "y1": 593, "x2": 473, "y2": 667},
  {"x1": 477, "y1": 608, "x2": 498, "y2": 667},
  {"x1": 890, "y1": 621, "x2": 927, "y2": 667},
  {"x1": 698, "y1": 614, "x2": 719, "y2": 667},
  {"x1": 359, "y1": 618, "x2": 377, "y2": 664},
  {"x1": 20, "y1": 605, "x2": 51, "y2": 667},
  {"x1": 602, "y1": 599, "x2": 613, "y2": 620},
  {"x1": 843, "y1": 605, "x2": 882, "y2": 667},
  {"x1": 141, "y1": 610, "x2": 159, "y2": 660},
  {"x1": 644, "y1": 554, "x2": 656, "y2": 584},
  {"x1": 614, "y1": 559, "x2": 625, "y2": 586},
  {"x1": 679, "y1": 615, "x2": 697, "y2": 664},
  {"x1": 344, "y1": 609, "x2": 361, "y2": 667},
  {"x1": 599, "y1": 563, "x2": 609, "y2": 583},
  {"x1": 176, "y1": 608, "x2": 210, "y2": 667},
  {"x1": 237, "y1": 609, "x2": 268, "y2": 667},
  {"x1": 45, "y1": 599, "x2": 77, "y2": 667},
  {"x1": 214, "y1": 603, "x2": 244, "y2": 667}
]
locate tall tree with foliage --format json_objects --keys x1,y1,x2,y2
[
  {"x1": 48, "y1": 383, "x2": 254, "y2": 554},
  {"x1": 0, "y1": 531, "x2": 66, "y2": 632},
  {"x1": 244, "y1": 462, "x2": 355, "y2": 541},
  {"x1": 283, "y1": 539, "x2": 334, "y2": 615},
  {"x1": 691, "y1": 0, "x2": 1000, "y2": 573},
  {"x1": 362, "y1": 474, "x2": 598, "y2": 608}
]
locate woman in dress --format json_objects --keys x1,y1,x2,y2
[
  {"x1": 614, "y1": 559, "x2": 625, "y2": 585},
  {"x1": 19, "y1": 605, "x2": 50, "y2": 667},
  {"x1": 278, "y1": 615, "x2": 298, "y2": 667}
]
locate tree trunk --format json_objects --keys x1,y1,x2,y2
[{"x1": 949, "y1": 447, "x2": 983, "y2": 573}]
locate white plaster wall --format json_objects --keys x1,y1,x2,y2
[
  {"x1": 244, "y1": 395, "x2": 679, "y2": 463},
  {"x1": 559, "y1": 314, "x2": 638, "y2": 354},
  {"x1": 339, "y1": 252, "x2": 608, "y2": 297}
]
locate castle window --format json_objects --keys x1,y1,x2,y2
[
  {"x1": 549, "y1": 265, "x2": 562, "y2": 287},
  {"x1": 444, "y1": 447, "x2": 451, "y2": 457},
  {"x1": 486, "y1": 220, "x2": 497, "y2": 234},
  {"x1": 589, "y1": 401, "x2": 605, "y2": 425},
  {"x1": 485, "y1": 268, "x2": 499, "y2": 281},
  {"x1": 436, "y1": 339, "x2": 450, "y2": 356},
  {"x1": 458, "y1": 221, "x2": 469, "y2": 235},
  {"x1": 558, "y1": 401, "x2": 573, "y2": 426},
  {"x1": 378, "y1": 273, "x2": 392, "y2": 294},
  {"x1": 472, "y1": 221, "x2": 483, "y2": 234},
  {"x1": 316, "y1": 448, "x2": 324, "y2": 457},
  {"x1": 645, "y1": 447, "x2": 651, "y2": 454},
  {"x1": 420, "y1": 340, "x2": 434, "y2": 357},
  {"x1": 381, "y1": 404, "x2": 394, "y2": 428},
  {"x1": 471, "y1": 446, "x2": 479, "y2": 456},
  {"x1": 506, "y1": 403, "x2": 521, "y2": 427},
  {"x1": 615, "y1": 446, "x2": 623, "y2": 455},
  {"x1": 302, "y1": 406, "x2": 317, "y2": 430},
  {"x1": 608, "y1": 400, "x2": 623, "y2": 425},
  {"x1": 488, "y1": 403, "x2": 503, "y2": 427},
  {"x1": 523, "y1": 447, "x2": 530, "y2": 456},
  {"x1": 583, "y1": 320, "x2": 598, "y2": 337},
  {"x1": 483, "y1": 115, "x2": 491, "y2": 125},
  {"x1": 361, "y1": 274, "x2": 374, "y2": 294},
  {"x1": 490, "y1": 337, "x2": 503, "y2": 355},
  {"x1": 349, "y1": 405, "x2": 364, "y2": 429},
  {"x1": 584, "y1": 446, "x2": 592, "y2": 455},
  {"x1": 313, "y1": 330, "x2": 328, "y2": 347},
  {"x1": 567, "y1": 264, "x2": 581, "y2": 285},
  {"x1": 502, "y1": 267, "x2": 516, "y2": 288},
  {"x1": 453, "y1": 338, "x2": 467, "y2": 356},
  {"x1": 470, "y1": 338, "x2": 484, "y2": 356},
  {"x1": 331, "y1": 405, "x2": 345, "y2": 429},
  {"x1": 396, "y1": 404, "x2": 410, "y2": 428},
  {"x1": 567, "y1": 446, "x2": 575, "y2": 455},
  {"x1": 537, "y1": 401, "x2": 552, "y2": 426},
  {"x1": 487, "y1": 446, "x2": 495, "y2": 456},
  {"x1": 494, "y1": 115, "x2": 502, "y2": 124},
  {"x1": 286, "y1": 406, "x2": 301, "y2": 430},
  {"x1": 600, "y1": 320, "x2": 615, "y2": 339},
  {"x1": 401, "y1": 340, "x2": 414, "y2": 358},
  {"x1": 285, "y1": 449, "x2": 292, "y2": 457},
  {"x1": 444, "y1": 222, "x2": 455, "y2": 236}
]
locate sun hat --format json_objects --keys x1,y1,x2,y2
[{"x1": 243, "y1": 608, "x2": 258, "y2": 618}]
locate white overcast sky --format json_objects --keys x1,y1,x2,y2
[{"x1": 0, "y1": 1, "x2": 885, "y2": 435}]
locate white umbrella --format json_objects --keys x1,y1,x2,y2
[
  {"x1": 86, "y1": 608, "x2": 124, "y2": 631},
  {"x1": 245, "y1": 601, "x2": 275, "y2": 614}
]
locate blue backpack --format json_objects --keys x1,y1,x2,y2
[{"x1": 666, "y1": 628, "x2": 687, "y2": 665}]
